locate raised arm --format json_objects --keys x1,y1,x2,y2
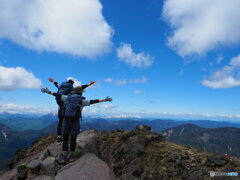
[
  {"x1": 41, "y1": 87, "x2": 60, "y2": 97},
  {"x1": 49, "y1": 78, "x2": 59, "y2": 88},
  {"x1": 89, "y1": 96, "x2": 112, "y2": 105},
  {"x1": 81, "y1": 81, "x2": 96, "y2": 90}
]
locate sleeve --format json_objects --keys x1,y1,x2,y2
[
  {"x1": 61, "y1": 95, "x2": 68, "y2": 102},
  {"x1": 54, "y1": 81, "x2": 59, "y2": 88},
  {"x1": 81, "y1": 84, "x2": 88, "y2": 90},
  {"x1": 53, "y1": 92, "x2": 61, "y2": 97},
  {"x1": 90, "y1": 99, "x2": 100, "y2": 104},
  {"x1": 82, "y1": 99, "x2": 91, "y2": 106}
]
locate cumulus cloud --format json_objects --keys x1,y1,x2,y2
[
  {"x1": 163, "y1": 0, "x2": 240, "y2": 56},
  {"x1": 178, "y1": 69, "x2": 184, "y2": 76},
  {"x1": 115, "y1": 77, "x2": 148, "y2": 86},
  {"x1": 0, "y1": 103, "x2": 51, "y2": 114},
  {"x1": 83, "y1": 103, "x2": 118, "y2": 115},
  {"x1": 104, "y1": 78, "x2": 113, "y2": 83},
  {"x1": 117, "y1": 43, "x2": 154, "y2": 68},
  {"x1": 115, "y1": 80, "x2": 127, "y2": 86},
  {"x1": 217, "y1": 56, "x2": 224, "y2": 64},
  {"x1": 129, "y1": 77, "x2": 148, "y2": 83},
  {"x1": 0, "y1": 66, "x2": 41, "y2": 91},
  {"x1": 201, "y1": 55, "x2": 240, "y2": 88},
  {"x1": 97, "y1": 104, "x2": 117, "y2": 109},
  {"x1": 0, "y1": 0, "x2": 113, "y2": 57},
  {"x1": 134, "y1": 90, "x2": 144, "y2": 94}
]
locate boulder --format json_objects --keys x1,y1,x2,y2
[
  {"x1": 0, "y1": 168, "x2": 17, "y2": 180},
  {"x1": 39, "y1": 149, "x2": 50, "y2": 161},
  {"x1": 76, "y1": 130, "x2": 99, "y2": 154},
  {"x1": 32, "y1": 175, "x2": 55, "y2": 180},
  {"x1": 55, "y1": 153, "x2": 115, "y2": 180},
  {"x1": 127, "y1": 158, "x2": 143, "y2": 177},
  {"x1": 40, "y1": 157, "x2": 56, "y2": 176},
  {"x1": 47, "y1": 143, "x2": 62, "y2": 158},
  {"x1": 206, "y1": 155, "x2": 229, "y2": 166},
  {"x1": 17, "y1": 164, "x2": 28, "y2": 179},
  {"x1": 28, "y1": 159, "x2": 41, "y2": 174},
  {"x1": 136, "y1": 125, "x2": 151, "y2": 131}
]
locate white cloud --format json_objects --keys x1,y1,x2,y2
[
  {"x1": 0, "y1": 103, "x2": 52, "y2": 114},
  {"x1": 143, "y1": 112, "x2": 240, "y2": 121},
  {"x1": 98, "y1": 104, "x2": 117, "y2": 109},
  {"x1": 217, "y1": 56, "x2": 224, "y2": 64},
  {"x1": 129, "y1": 77, "x2": 148, "y2": 83},
  {"x1": 0, "y1": 0, "x2": 113, "y2": 57},
  {"x1": 0, "y1": 66, "x2": 41, "y2": 91},
  {"x1": 163, "y1": 0, "x2": 240, "y2": 56},
  {"x1": 115, "y1": 80, "x2": 127, "y2": 86},
  {"x1": 117, "y1": 43, "x2": 154, "y2": 68},
  {"x1": 178, "y1": 69, "x2": 184, "y2": 76},
  {"x1": 104, "y1": 114, "x2": 142, "y2": 119},
  {"x1": 115, "y1": 77, "x2": 148, "y2": 86},
  {"x1": 104, "y1": 78, "x2": 113, "y2": 83},
  {"x1": 134, "y1": 90, "x2": 144, "y2": 94},
  {"x1": 83, "y1": 103, "x2": 118, "y2": 115},
  {"x1": 201, "y1": 55, "x2": 240, "y2": 88}
]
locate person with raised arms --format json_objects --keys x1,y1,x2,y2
[
  {"x1": 41, "y1": 86, "x2": 112, "y2": 162},
  {"x1": 48, "y1": 77, "x2": 95, "y2": 141}
]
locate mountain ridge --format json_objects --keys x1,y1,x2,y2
[
  {"x1": 1, "y1": 126, "x2": 240, "y2": 179},
  {"x1": 163, "y1": 124, "x2": 240, "y2": 157}
]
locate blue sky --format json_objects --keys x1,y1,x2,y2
[{"x1": 0, "y1": 0, "x2": 240, "y2": 121}]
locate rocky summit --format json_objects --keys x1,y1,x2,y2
[{"x1": 1, "y1": 125, "x2": 240, "y2": 180}]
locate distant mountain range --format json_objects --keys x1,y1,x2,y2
[
  {"x1": 1, "y1": 112, "x2": 240, "y2": 131},
  {"x1": 0, "y1": 113, "x2": 58, "y2": 130},
  {"x1": 163, "y1": 124, "x2": 240, "y2": 157}
]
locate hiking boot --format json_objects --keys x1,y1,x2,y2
[
  {"x1": 56, "y1": 136, "x2": 63, "y2": 142},
  {"x1": 68, "y1": 152, "x2": 78, "y2": 163},
  {"x1": 56, "y1": 152, "x2": 68, "y2": 164}
]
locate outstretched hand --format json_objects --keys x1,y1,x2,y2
[
  {"x1": 88, "y1": 81, "x2": 96, "y2": 86},
  {"x1": 41, "y1": 87, "x2": 51, "y2": 94},
  {"x1": 48, "y1": 78, "x2": 55, "y2": 83},
  {"x1": 105, "y1": 96, "x2": 112, "y2": 102}
]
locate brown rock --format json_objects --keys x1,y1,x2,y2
[
  {"x1": 47, "y1": 143, "x2": 62, "y2": 158},
  {"x1": 0, "y1": 168, "x2": 17, "y2": 180},
  {"x1": 76, "y1": 130, "x2": 99, "y2": 155},
  {"x1": 17, "y1": 164, "x2": 28, "y2": 179},
  {"x1": 136, "y1": 125, "x2": 151, "y2": 131},
  {"x1": 206, "y1": 155, "x2": 229, "y2": 166},
  {"x1": 40, "y1": 157, "x2": 56, "y2": 176},
  {"x1": 39, "y1": 149, "x2": 50, "y2": 161},
  {"x1": 127, "y1": 158, "x2": 143, "y2": 177},
  {"x1": 32, "y1": 175, "x2": 55, "y2": 180},
  {"x1": 28, "y1": 159, "x2": 41, "y2": 174},
  {"x1": 55, "y1": 153, "x2": 115, "y2": 180}
]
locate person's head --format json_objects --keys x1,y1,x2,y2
[
  {"x1": 72, "y1": 86, "x2": 84, "y2": 95},
  {"x1": 67, "y1": 77, "x2": 74, "y2": 84}
]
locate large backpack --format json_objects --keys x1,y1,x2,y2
[
  {"x1": 58, "y1": 81, "x2": 73, "y2": 95},
  {"x1": 56, "y1": 81, "x2": 73, "y2": 106},
  {"x1": 62, "y1": 94, "x2": 82, "y2": 121}
]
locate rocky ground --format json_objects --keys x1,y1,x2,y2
[{"x1": 0, "y1": 126, "x2": 240, "y2": 180}]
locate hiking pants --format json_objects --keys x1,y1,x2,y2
[
  {"x1": 57, "y1": 105, "x2": 64, "y2": 135},
  {"x1": 62, "y1": 133, "x2": 77, "y2": 151},
  {"x1": 62, "y1": 119, "x2": 80, "y2": 136}
]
